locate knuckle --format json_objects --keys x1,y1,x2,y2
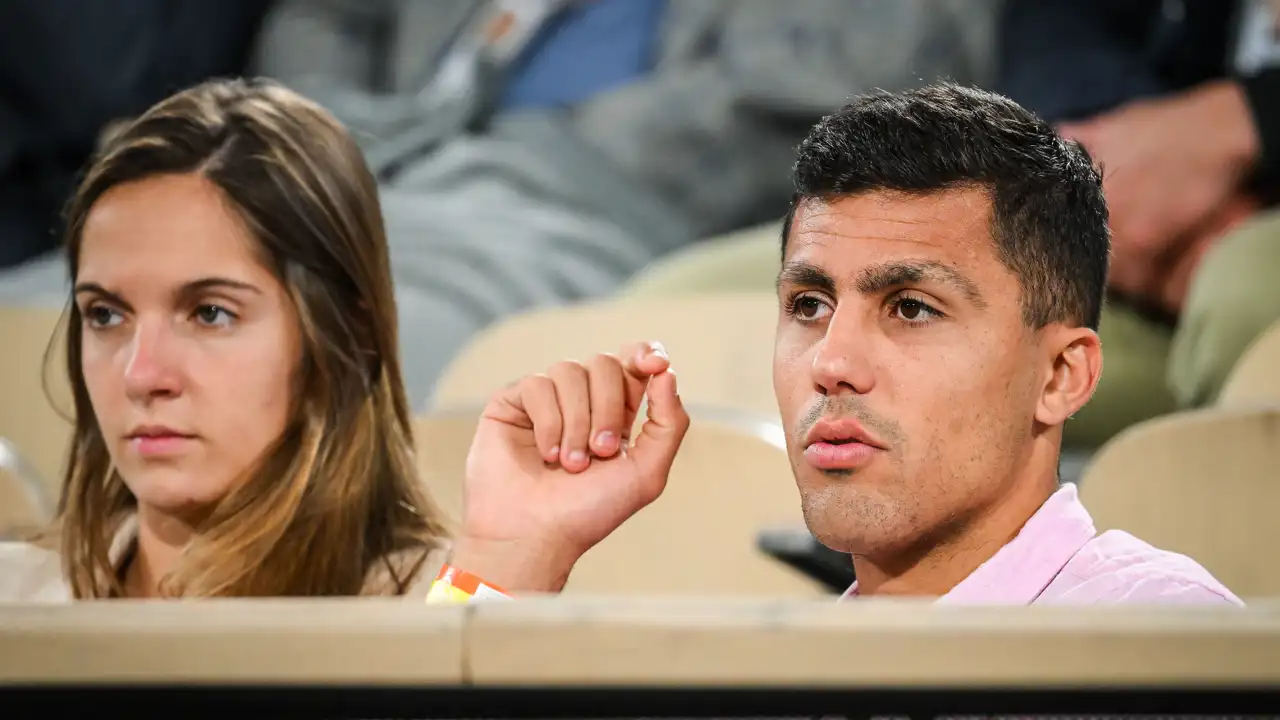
[
  {"x1": 549, "y1": 360, "x2": 586, "y2": 378},
  {"x1": 518, "y1": 373, "x2": 553, "y2": 394},
  {"x1": 591, "y1": 352, "x2": 623, "y2": 374}
]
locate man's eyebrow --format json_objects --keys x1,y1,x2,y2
[
  {"x1": 777, "y1": 261, "x2": 837, "y2": 294},
  {"x1": 856, "y1": 260, "x2": 987, "y2": 307}
]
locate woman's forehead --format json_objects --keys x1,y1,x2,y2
[{"x1": 77, "y1": 175, "x2": 268, "y2": 288}]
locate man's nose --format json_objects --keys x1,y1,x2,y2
[{"x1": 810, "y1": 306, "x2": 876, "y2": 396}]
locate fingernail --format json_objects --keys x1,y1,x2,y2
[
  {"x1": 648, "y1": 342, "x2": 668, "y2": 360},
  {"x1": 548, "y1": 445, "x2": 560, "y2": 459},
  {"x1": 595, "y1": 431, "x2": 616, "y2": 453},
  {"x1": 568, "y1": 450, "x2": 588, "y2": 466}
]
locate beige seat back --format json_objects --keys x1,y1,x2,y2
[
  {"x1": 1219, "y1": 319, "x2": 1280, "y2": 406},
  {"x1": 1078, "y1": 406, "x2": 1280, "y2": 597},
  {"x1": 0, "y1": 305, "x2": 72, "y2": 500},
  {"x1": 430, "y1": 294, "x2": 779, "y2": 420},
  {"x1": 0, "y1": 463, "x2": 50, "y2": 540},
  {"x1": 414, "y1": 406, "x2": 826, "y2": 597}
]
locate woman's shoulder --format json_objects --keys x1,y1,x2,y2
[
  {"x1": 365, "y1": 540, "x2": 451, "y2": 599},
  {"x1": 401, "y1": 543, "x2": 450, "y2": 600},
  {"x1": 0, "y1": 541, "x2": 71, "y2": 602}
]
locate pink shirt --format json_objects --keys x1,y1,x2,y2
[{"x1": 842, "y1": 483, "x2": 1242, "y2": 606}]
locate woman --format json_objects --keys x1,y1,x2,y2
[{"x1": 0, "y1": 78, "x2": 452, "y2": 599}]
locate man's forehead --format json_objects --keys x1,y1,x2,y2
[{"x1": 787, "y1": 189, "x2": 995, "y2": 262}]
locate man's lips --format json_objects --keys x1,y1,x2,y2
[
  {"x1": 804, "y1": 416, "x2": 885, "y2": 449},
  {"x1": 802, "y1": 416, "x2": 886, "y2": 470},
  {"x1": 803, "y1": 439, "x2": 880, "y2": 470}
]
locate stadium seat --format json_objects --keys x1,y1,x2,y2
[
  {"x1": 0, "y1": 305, "x2": 71, "y2": 501},
  {"x1": 1218, "y1": 319, "x2": 1280, "y2": 407},
  {"x1": 1078, "y1": 406, "x2": 1280, "y2": 597},
  {"x1": 430, "y1": 294, "x2": 779, "y2": 421},
  {"x1": 0, "y1": 449, "x2": 52, "y2": 538}
]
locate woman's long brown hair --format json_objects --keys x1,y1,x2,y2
[{"x1": 54, "y1": 78, "x2": 450, "y2": 598}]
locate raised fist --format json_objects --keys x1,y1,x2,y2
[{"x1": 453, "y1": 341, "x2": 690, "y2": 592}]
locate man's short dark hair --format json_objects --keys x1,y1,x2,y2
[{"x1": 782, "y1": 83, "x2": 1109, "y2": 330}]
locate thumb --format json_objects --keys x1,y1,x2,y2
[{"x1": 630, "y1": 369, "x2": 689, "y2": 490}]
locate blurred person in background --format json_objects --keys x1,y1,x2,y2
[
  {"x1": 996, "y1": 0, "x2": 1280, "y2": 447},
  {"x1": 0, "y1": 0, "x2": 272, "y2": 270},
  {"x1": 249, "y1": 0, "x2": 1000, "y2": 408},
  {"x1": 0, "y1": 80, "x2": 452, "y2": 601},
  {"x1": 623, "y1": 0, "x2": 1280, "y2": 453},
  {"x1": 193, "y1": 0, "x2": 997, "y2": 408},
  {"x1": 0, "y1": 0, "x2": 1000, "y2": 410}
]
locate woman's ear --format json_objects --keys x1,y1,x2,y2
[{"x1": 1036, "y1": 326, "x2": 1103, "y2": 427}]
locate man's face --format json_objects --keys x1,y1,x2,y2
[{"x1": 774, "y1": 189, "x2": 1046, "y2": 558}]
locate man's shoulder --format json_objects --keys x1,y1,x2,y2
[
  {"x1": 0, "y1": 541, "x2": 70, "y2": 602},
  {"x1": 1041, "y1": 529, "x2": 1243, "y2": 606}
]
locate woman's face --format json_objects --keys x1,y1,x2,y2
[{"x1": 74, "y1": 173, "x2": 300, "y2": 520}]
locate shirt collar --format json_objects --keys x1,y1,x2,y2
[{"x1": 842, "y1": 483, "x2": 1097, "y2": 604}]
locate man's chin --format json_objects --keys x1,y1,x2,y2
[
  {"x1": 799, "y1": 497, "x2": 860, "y2": 554},
  {"x1": 799, "y1": 485, "x2": 904, "y2": 556},
  {"x1": 803, "y1": 525, "x2": 858, "y2": 555}
]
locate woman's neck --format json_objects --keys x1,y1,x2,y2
[{"x1": 122, "y1": 507, "x2": 195, "y2": 598}]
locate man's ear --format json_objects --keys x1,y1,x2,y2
[{"x1": 1036, "y1": 325, "x2": 1103, "y2": 427}]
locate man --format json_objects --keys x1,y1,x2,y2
[{"x1": 446, "y1": 84, "x2": 1241, "y2": 604}]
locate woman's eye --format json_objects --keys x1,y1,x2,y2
[
  {"x1": 85, "y1": 306, "x2": 122, "y2": 328},
  {"x1": 194, "y1": 304, "x2": 234, "y2": 327}
]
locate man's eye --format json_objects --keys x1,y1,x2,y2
[
  {"x1": 790, "y1": 294, "x2": 832, "y2": 322},
  {"x1": 898, "y1": 299, "x2": 927, "y2": 320},
  {"x1": 891, "y1": 297, "x2": 942, "y2": 325},
  {"x1": 797, "y1": 297, "x2": 824, "y2": 318}
]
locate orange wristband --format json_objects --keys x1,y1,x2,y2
[{"x1": 425, "y1": 564, "x2": 512, "y2": 604}]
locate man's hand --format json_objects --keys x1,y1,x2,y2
[
  {"x1": 452, "y1": 341, "x2": 690, "y2": 593},
  {"x1": 1152, "y1": 191, "x2": 1259, "y2": 315},
  {"x1": 1058, "y1": 80, "x2": 1260, "y2": 300}
]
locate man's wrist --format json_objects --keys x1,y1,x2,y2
[{"x1": 449, "y1": 534, "x2": 580, "y2": 594}]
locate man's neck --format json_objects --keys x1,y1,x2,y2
[
  {"x1": 122, "y1": 507, "x2": 195, "y2": 598},
  {"x1": 852, "y1": 451, "x2": 1061, "y2": 598}
]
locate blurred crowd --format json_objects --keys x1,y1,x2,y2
[{"x1": 0, "y1": 0, "x2": 1276, "y2": 453}]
